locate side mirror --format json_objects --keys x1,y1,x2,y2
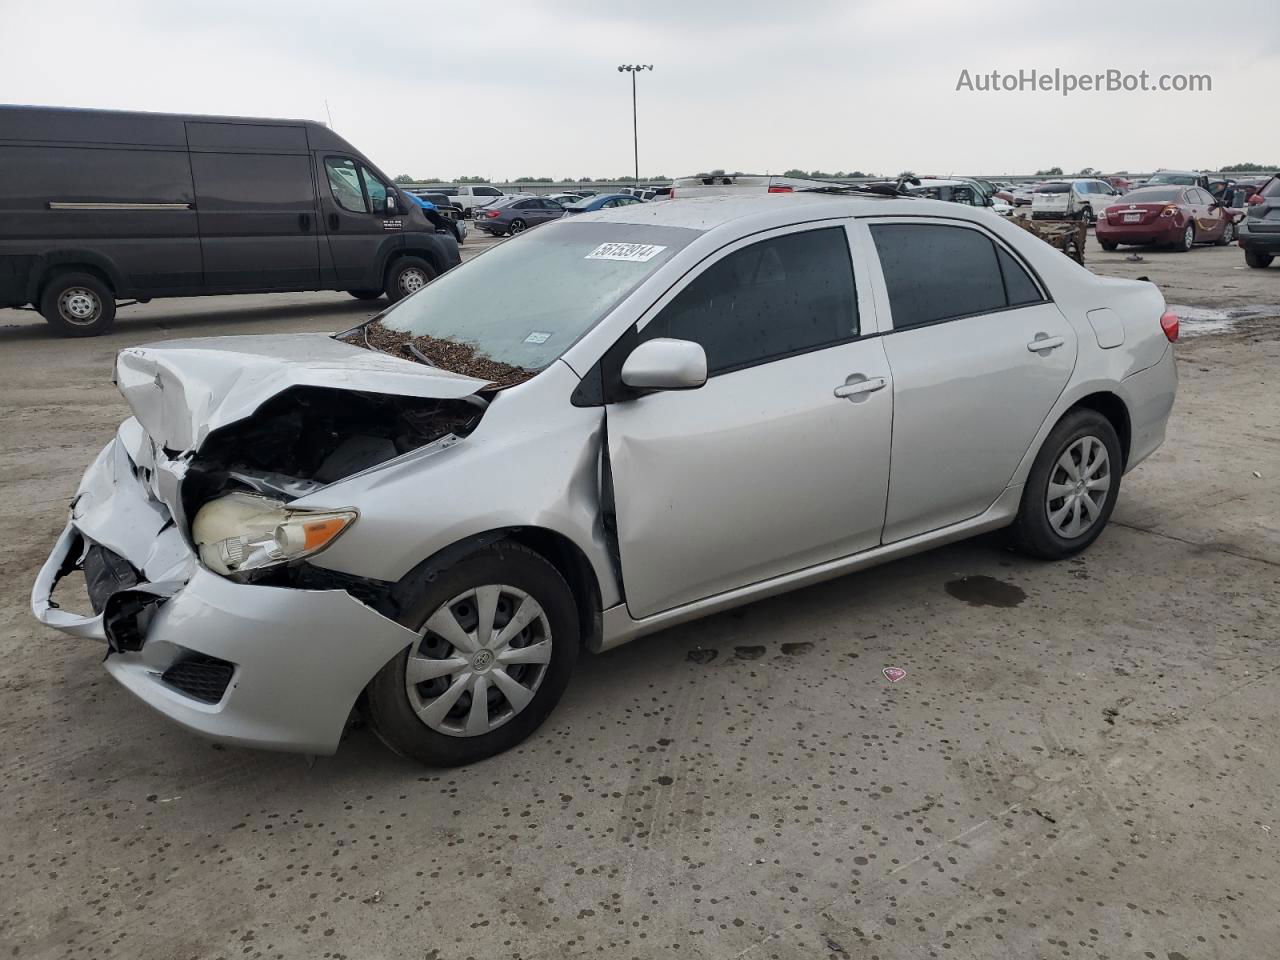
[
  {"x1": 620, "y1": 338, "x2": 707, "y2": 392},
  {"x1": 385, "y1": 193, "x2": 397, "y2": 214}
]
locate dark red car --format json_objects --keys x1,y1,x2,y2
[{"x1": 1096, "y1": 185, "x2": 1236, "y2": 252}]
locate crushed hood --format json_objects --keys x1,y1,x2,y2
[{"x1": 114, "y1": 333, "x2": 487, "y2": 452}]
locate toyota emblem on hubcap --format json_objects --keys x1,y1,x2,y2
[{"x1": 471, "y1": 649, "x2": 494, "y2": 671}]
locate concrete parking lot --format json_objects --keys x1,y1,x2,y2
[{"x1": 1, "y1": 232, "x2": 1277, "y2": 959}]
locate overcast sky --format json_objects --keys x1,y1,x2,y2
[{"x1": 4, "y1": 0, "x2": 1278, "y2": 180}]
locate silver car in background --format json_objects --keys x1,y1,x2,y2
[{"x1": 32, "y1": 194, "x2": 1178, "y2": 766}]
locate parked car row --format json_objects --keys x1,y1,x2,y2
[{"x1": 472, "y1": 193, "x2": 647, "y2": 236}]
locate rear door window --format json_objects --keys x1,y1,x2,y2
[
  {"x1": 639, "y1": 226, "x2": 859, "y2": 375},
  {"x1": 870, "y1": 223, "x2": 1041, "y2": 329}
]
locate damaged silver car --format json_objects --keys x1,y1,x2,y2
[{"x1": 32, "y1": 194, "x2": 1178, "y2": 765}]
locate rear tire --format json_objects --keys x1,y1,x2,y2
[
  {"x1": 1244, "y1": 248, "x2": 1274, "y2": 268},
  {"x1": 366, "y1": 542, "x2": 580, "y2": 767},
  {"x1": 39, "y1": 272, "x2": 116, "y2": 338},
  {"x1": 1099, "y1": 239, "x2": 1118, "y2": 251},
  {"x1": 384, "y1": 257, "x2": 437, "y2": 303},
  {"x1": 1215, "y1": 220, "x2": 1234, "y2": 246},
  {"x1": 1173, "y1": 223, "x2": 1195, "y2": 252},
  {"x1": 347, "y1": 289, "x2": 384, "y2": 301},
  {"x1": 1010, "y1": 409, "x2": 1122, "y2": 561},
  {"x1": 509, "y1": 218, "x2": 527, "y2": 235}
]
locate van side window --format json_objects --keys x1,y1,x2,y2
[
  {"x1": 360, "y1": 166, "x2": 390, "y2": 214},
  {"x1": 325, "y1": 158, "x2": 366, "y2": 213}
]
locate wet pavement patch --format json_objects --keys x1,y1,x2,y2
[
  {"x1": 733, "y1": 645, "x2": 767, "y2": 660},
  {"x1": 944, "y1": 575, "x2": 1027, "y2": 608},
  {"x1": 780, "y1": 641, "x2": 814, "y2": 656}
]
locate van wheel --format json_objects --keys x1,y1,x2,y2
[
  {"x1": 347, "y1": 289, "x2": 384, "y2": 301},
  {"x1": 40, "y1": 273, "x2": 116, "y2": 337},
  {"x1": 1010, "y1": 409, "x2": 1122, "y2": 561},
  {"x1": 366, "y1": 542, "x2": 580, "y2": 767},
  {"x1": 385, "y1": 257, "x2": 437, "y2": 303}
]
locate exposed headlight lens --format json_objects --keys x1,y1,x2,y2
[{"x1": 192, "y1": 493, "x2": 356, "y2": 576}]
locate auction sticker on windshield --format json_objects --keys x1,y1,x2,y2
[{"x1": 585, "y1": 242, "x2": 668, "y2": 263}]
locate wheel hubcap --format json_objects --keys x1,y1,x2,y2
[
  {"x1": 59, "y1": 288, "x2": 100, "y2": 324},
  {"x1": 512, "y1": 221, "x2": 525, "y2": 233},
  {"x1": 399, "y1": 268, "x2": 428, "y2": 295},
  {"x1": 1046, "y1": 435, "x2": 1111, "y2": 539},
  {"x1": 1185, "y1": 227, "x2": 1193, "y2": 247},
  {"x1": 404, "y1": 584, "x2": 552, "y2": 738}
]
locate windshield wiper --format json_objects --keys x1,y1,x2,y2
[{"x1": 403, "y1": 341, "x2": 434, "y2": 366}]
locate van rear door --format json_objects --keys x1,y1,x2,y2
[{"x1": 186, "y1": 121, "x2": 321, "y2": 291}]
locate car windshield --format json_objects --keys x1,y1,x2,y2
[
  {"x1": 359, "y1": 221, "x2": 699, "y2": 380},
  {"x1": 1035, "y1": 183, "x2": 1070, "y2": 194},
  {"x1": 1124, "y1": 187, "x2": 1183, "y2": 202}
]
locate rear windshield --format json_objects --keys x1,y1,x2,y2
[
  {"x1": 1145, "y1": 173, "x2": 1196, "y2": 185},
  {"x1": 1034, "y1": 183, "x2": 1070, "y2": 194},
  {"x1": 1263, "y1": 177, "x2": 1280, "y2": 198},
  {"x1": 376, "y1": 221, "x2": 699, "y2": 370},
  {"x1": 1122, "y1": 187, "x2": 1183, "y2": 202}
]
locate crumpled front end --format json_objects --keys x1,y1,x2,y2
[{"x1": 30, "y1": 422, "x2": 427, "y2": 756}]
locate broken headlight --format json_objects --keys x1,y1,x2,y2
[{"x1": 192, "y1": 492, "x2": 356, "y2": 577}]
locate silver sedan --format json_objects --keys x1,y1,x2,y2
[{"x1": 32, "y1": 194, "x2": 1178, "y2": 765}]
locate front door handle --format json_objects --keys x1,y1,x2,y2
[
  {"x1": 327, "y1": 212, "x2": 340, "y2": 231},
  {"x1": 298, "y1": 212, "x2": 312, "y2": 232},
  {"x1": 1027, "y1": 335, "x2": 1065, "y2": 353},
  {"x1": 834, "y1": 376, "x2": 887, "y2": 400}
]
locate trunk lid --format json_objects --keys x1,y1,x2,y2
[
  {"x1": 1105, "y1": 203, "x2": 1169, "y2": 226},
  {"x1": 114, "y1": 333, "x2": 487, "y2": 453}
]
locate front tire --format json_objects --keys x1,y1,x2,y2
[
  {"x1": 347, "y1": 289, "x2": 384, "y2": 301},
  {"x1": 1245, "y1": 248, "x2": 1274, "y2": 268},
  {"x1": 1011, "y1": 409, "x2": 1122, "y2": 561},
  {"x1": 366, "y1": 542, "x2": 580, "y2": 767},
  {"x1": 39, "y1": 272, "x2": 116, "y2": 337},
  {"x1": 384, "y1": 256, "x2": 437, "y2": 303}
]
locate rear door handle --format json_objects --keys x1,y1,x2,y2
[
  {"x1": 833, "y1": 376, "x2": 887, "y2": 400},
  {"x1": 298, "y1": 212, "x2": 312, "y2": 232},
  {"x1": 1027, "y1": 335, "x2": 1065, "y2": 352},
  {"x1": 327, "y1": 212, "x2": 340, "y2": 231}
]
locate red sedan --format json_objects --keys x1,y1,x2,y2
[{"x1": 1097, "y1": 185, "x2": 1236, "y2": 252}]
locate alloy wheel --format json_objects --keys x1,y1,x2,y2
[
  {"x1": 58, "y1": 287, "x2": 102, "y2": 326},
  {"x1": 404, "y1": 585, "x2": 552, "y2": 738},
  {"x1": 510, "y1": 219, "x2": 526, "y2": 234},
  {"x1": 1046, "y1": 435, "x2": 1111, "y2": 539}
]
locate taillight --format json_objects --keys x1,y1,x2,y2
[
  {"x1": 485, "y1": 209, "x2": 500, "y2": 218},
  {"x1": 1247, "y1": 193, "x2": 1264, "y2": 205},
  {"x1": 767, "y1": 185, "x2": 794, "y2": 193},
  {"x1": 1159, "y1": 205, "x2": 1179, "y2": 218},
  {"x1": 1160, "y1": 310, "x2": 1180, "y2": 343}
]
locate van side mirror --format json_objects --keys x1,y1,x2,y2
[
  {"x1": 385, "y1": 193, "x2": 397, "y2": 214},
  {"x1": 621, "y1": 338, "x2": 707, "y2": 392}
]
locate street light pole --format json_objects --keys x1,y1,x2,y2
[{"x1": 617, "y1": 64, "x2": 653, "y2": 187}]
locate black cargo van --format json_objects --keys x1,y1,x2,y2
[{"x1": 0, "y1": 105, "x2": 461, "y2": 336}]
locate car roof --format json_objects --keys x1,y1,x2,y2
[{"x1": 576, "y1": 192, "x2": 940, "y2": 233}]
